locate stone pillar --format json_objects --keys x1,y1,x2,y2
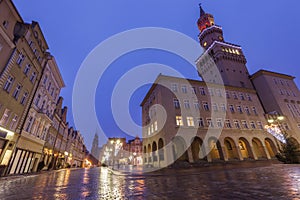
[
  {"x1": 221, "y1": 146, "x2": 229, "y2": 161},
  {"x1": 187, "y1": 146, "x2": 194, "y2": 163}
]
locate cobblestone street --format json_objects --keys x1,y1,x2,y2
[{"x1": 0, "y1": 163, "x2": 299, "y2": 200}]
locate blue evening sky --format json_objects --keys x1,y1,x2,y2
[{"x1": 13, "y1": 0, "x2": 300, "y2": 150}]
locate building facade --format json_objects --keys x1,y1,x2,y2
[
  {"x1": 251, "y1": 70, "x2": 300, "y2": 150},
  {"x1": 0, "y1": 0, "x2": 87, "y2": 175},
  {"x1": 141, "y1": 6, "x2": 279, "y2": 168}
]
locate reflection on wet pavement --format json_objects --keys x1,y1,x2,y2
[{"x1": 0, "y1": 164, "x2": 299, "y2": 199}]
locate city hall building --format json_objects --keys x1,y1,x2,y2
[{"x1": 141, "y1": 6, "x2": 300, "y2": 167}]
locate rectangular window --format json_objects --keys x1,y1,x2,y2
[
  {"x1": 184, "y1": 100, "x2": 190, "y2": 109},
  {"x1": 212, "y1": 103, "x2": 218, "y2": 112},
  {"x1": 197, "y1": 118, "x2": 204, "y2": 127},
  {"x1": 252, "y1": 107, "x2": 258, "y2": 115},
  {"x1": 191, "y1": 87, "x2": 196, "y2": 94},
  {"x1": 148, "y1": 127, "x2": 151, "y2": 136},
  {"x1": 225, "y1": 120, "x2": 232, "y2": 128},
  {"x1": 181, "y1": 85, "x2": 187, "y2": 93},
  {"x1": 12, "y1": 84, "x2": 21, "y2": 100},
  {"x1": 245, "y1": 107, "x2": 250, "y2": 115},
  {"x1": 176, "y1": 116, "x2": 183, "y2": 126},
  {"x1": 173, "y1": 99, "x2": 180, "y2": 109},
  {"x1": 0, "y1": 109, "x2": 11, "y2": 126},
  {"x1": 16, "y1": 53, "x2": 25, "y2": 66},
  {"x1": 154, "y1": 121, "x2": 158, "y2": 132},
  {"x1": 246, "y1": 94, "x2": 252, "y2": 101},
  {"x1": 194, "y1": 100, "x2": 200, "y2": 109},
  {"x1": 171, "y1": 83, "x2": 178, "y2": 92},
  {"x1": 208, "y1": 88, "x2": 214, "y2": 96},
  {"x1": 237, "y1": 105, "x2": 243, "y2": 114},
  {"x1": 216, "y1": 89, "x2": 222, "y2": 97},
  {"x1": 232, "y1": 92, "x2": 238, "y2": 99},
  {"x1": 35, "y1": 94, "x2": 41, "y2": 106},
  {"x1": 203, "y1": 102, "x2": 210, "y2": 111},
  {"x1": 24, "y1": 64, "x2": 31, "y2": 75},
  {"x1": 9, "y1": 114, "x2": 18, "y2": 130},
  {"x1": 3, "y1": 75, "x2": 14, "y2": 92},
  {"x1": 187, "y1": 117, "x2": 194, "y2": 127},
  {"x1": 234, "y1": 120, "x2": 241, "y2": 129},
  {"x1": 241, "y1": 120, "x2": 249, "y2": 129},
  {"x1": 207, "y1": 118, "x2": 214, "y2": 127},
  {"x1": 30, "y1": 72, "x2": 36, "y2": 83},
  {"x1": 25, "y1": 116, "x2": 34, "y2": 132},
  {"x1": 229, "y1": 105, "x2": 235, "y2": 113},
  {"x1": 257, "y1": 122, "x2": 263, "y2": 130},
  {"x1": 199, "y1": 87, "x2": 206, "y2": 95},
  {"x1": 250, "y1": 121, "x2": 256, "y2": 129},
  {"x1": 20, "y1": 92, "x2": 28, "y2": 105},
  {"x1": 240, "y1": 93, "x2": 245, "y2": 100},
  {"x1": 216, "y1": 118, "x2": 223, "y2": 128},
  {"x1": 226, "y1": 91, "x2": 230, "y2": 99},
  {"x1": 220, "y1": 104, "x2": 226, "y2": 112},
  {"x1": 297, "y1": 124, "x2": 300, "y2": 129},
  {"x1": 151, "y1": 124, "x2": 154, "y2": 133}
]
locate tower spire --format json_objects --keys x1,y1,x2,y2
[{"x1": 199, "y1": 3, "x2": 206, "y2": 17}]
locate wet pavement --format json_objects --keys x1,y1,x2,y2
[{"x1": 0, "y1": 163, "x2": 299, "y2": 200}]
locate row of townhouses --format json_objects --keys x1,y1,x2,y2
[
  {"x1": 141, "y1": 6, "x2": 300, "y2": 167},
  {"x1": 0, "y1": 0, "x2": 86, "y2": 176}
]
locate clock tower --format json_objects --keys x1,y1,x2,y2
[{"x1": 196, "y1": 5, "x2": 253, "y2": 89}]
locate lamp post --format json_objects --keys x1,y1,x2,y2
[{"x1": 265, "y1": 113, "x2": 286, "y2": 151}]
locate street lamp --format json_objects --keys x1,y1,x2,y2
[{"x1": 265, "y1": 113, "x2": 287, "y2": 150}]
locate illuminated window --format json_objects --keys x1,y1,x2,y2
[
  {"x1": 9, "y1": 114, "x2": 18, "y2": 130},
  {"x1": 187, "y1": 117, "x2": 194, "y2": 127},
  {"x1": 203, "y1": 42, "x2": 207, "y2": 47},
  {"x1": 0, "y1": 109, "x2": 11, "y2": 126},
  {"x1": 176, "y1": 116, "x2": 183, "y2": 126},
  {"x1": 236, "y1": 50, "x2": 240, "y2": 55},
  {"x1": 154, "y1": 121, "x2": 158, "y2": 132}
]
